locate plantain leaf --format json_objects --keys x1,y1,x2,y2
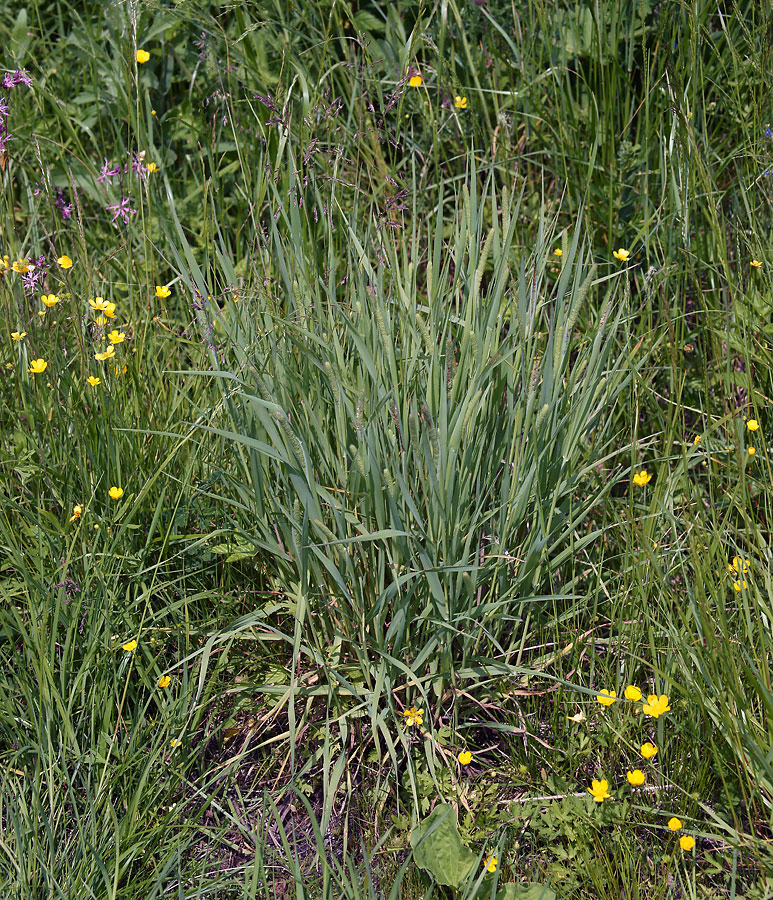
[
  {"x1": 496, "y1": 885, "x2": 556, "y2": 900},
  {"x1": 410, "y1": 803, "x2": 476, "y2": 888}
]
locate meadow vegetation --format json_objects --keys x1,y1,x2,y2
[{"x1": 0, "y1": 0, "x2": 772, "y2": 897}]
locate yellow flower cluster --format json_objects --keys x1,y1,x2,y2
[
  {"x1": 596, "y1": 685, "x2": 670, "y2": 718},
  {"x1": 728, "y1": 556, "x2": 751, "y2": 592},
  {"x1": 589, "y1": 686, "x2": 696, "y2": 851},
  {"x1": 7, "y1": 255, "x2": 170, "y2": 393},
  {"x1": 6, "y1": 253, "x2": 87, "y2": 379},
  {"x1": 87, "y1": 294, "x2": 128, "y2": 371},
  {"x1": 1, "y1": 256, "x2": 32, "y2": 274}
]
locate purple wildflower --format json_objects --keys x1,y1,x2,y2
[
  {"x1": 2, "y1": 69, "x2": 32, "y2": 89},
  {"x1": 21, "y1": 267, "x2": 43, "y2": 296},
  {"x1": 106, "y1": 195, "x2": 137, "y2": 224},
  {"x1": 0, "y1": 97, "x2": 8, "y2": 119},
  {"x1": 96, "y1": 158, "x2": 121, "y2": 186},
  {"x1": 128, "y1": 151, "x2": 148, "y2": 179},
  {"x1": 54, "y1": 188, "x2": 73, "y2": 220}
]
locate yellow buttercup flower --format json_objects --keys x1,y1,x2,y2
[
  {"x1": 613, "y1": 248, "x2": 631, "y2": 262},
  {"x1": 553, "y1": 248, "x2": 563, "y2": 257},
  {"x1": 626, "y1": 769, "x2": 646, "y2": 786},
  {"x1": 146, "y1": 162, "x2": 159, "y2": 173},
  {"x1": 108, "y1": 330, "x2": 125, "y2": 345},
  {"x1": 109, "y1": 486, "x2": 124, "y2": 500},
  {"x1": 680, "y1": 835, "x2": 695, "y2": 851},
  {"x1": 454, "y1": 95, "x2": 467, "y2": 109},
  {"x1": 747, "y1": 419, "x2": 759, "y2": 431},
  {"x1": 69, "y1": 504, "x2": 82, "y2": 522},
  {"x1": 409, "y1": 74, "x2": 422, "y2": 87},
  {"x1": 89, "y1": 296, "x2": 110, "y2": 312},
  {"x1": 692, "y1": 434, "x2": 701, "y2": 444},
  {"x1": 136, "y1": 49, "x2": 150, "y2": 64},
  {"x1": 11, "y1": 331, "x2": 26, "y2": 341},
  {"x1": 41, "y1": 293, "x2": 60, "y2": 307},
  {"x1": 748, "y1": 446, "x2": 756, "y2": 455},
  {"x1": 624, "y1": 685, "x2": 642, "y2": 701},
  {"x1": 668, "y1": 817, "x2": 683, "y2": 831},
  {"x1": 458, "y1": 750, "x2": 472, "y2": 765},
  {"x1": 28, "y1": 358, "x2": 47, "y2": 374},
  {"x1": 751, "y1": 259, "x2": 763, "y2": 268},
  {"x1": 170, "y1": 738, "x2": 181, "y2": 748},
  {"x1": 103, "y1": 301, "x2": 116, "y2": 318},
  {"x1": 596, "y1": 689, "x2": 617, "y2": 707},
  {"x1": 95, "y1": 346, "x2": 116, "y2": 362},
  {"x1": 733, "y1": 579, "x2": 747, "y2": 592},
  {"x1": 86, "y1": 375, "x2": 101, "y2": 386},
  {"x1": 158, "y1": 675, "x2": 171, "y2": 688},
  {"x1": 57, "y1": 255, "x2": 73, "y2": 269},
  {"x1": 12, "y1": 258, "x2": 32, "y2": 273},
  {"x1": 729, "y1": 557, "x2": 750, "y2": 575},
  {"x1": 587, "y1": 779, "x2": 611, "y2": 802},
  {"x1": 642, "y1": 694, "x2": 670, "y2": 718},
  {"x1": 122, "y1": 639, "x2": 137, "y2": 652},
  {"x1": 633, "y1": 469, "x2": 652, "y2": 487},
  {"x1": 403, "y1": 706, "x2": 424, "y2": 727},
  {"x1": 640, "y1": 742, "x2": 658, "y2": 759},
  {"x1": 483, "y1": 856, "x2": 497, "y2": 873},
  {"x1": 155, "y1": 285, "x2": 171, "y2": 298}
]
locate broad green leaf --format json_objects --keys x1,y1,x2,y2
[
  {"x1": 410, "y1": 803, "x2": 476, "y2": 888},
  {"x1": 496, "y1": 885, "x2": 556, "y2": 900}
]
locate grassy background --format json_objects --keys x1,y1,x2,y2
[{"x1": 0, "y1": 0, "x2": 772, "y2": 897}]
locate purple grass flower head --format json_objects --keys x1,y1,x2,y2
[
  {"x1": 106, "y1": 195, "x2": 137, "y2": 224},
  {"x1": 194, "y1": 31, "x2": 208, "y2": 61},
  {"x1": 97, "y1": 158, "x2": 121, "y2": 185},
  {"x1": 54, "y1": 558, "x2": 82, "y2": 602}
]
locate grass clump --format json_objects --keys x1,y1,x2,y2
[{"x1": 0, "y1": 1, "x2": 772, "y2": 897}]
